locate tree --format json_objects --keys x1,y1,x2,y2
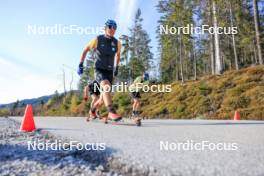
[
  {"x1": 157, "y1": 0, "x2": 263, "y2": 81},
  {"x1": 228, "y1": 0, "x2": 239, "y2": 70},
  {"x1": 118, "y1": 35, "x2": 130, "y2": 83},
  {"x1": 212, "y1": 0, "x2": 223, "y2": 74},
  {"x1": 118, "y1": 65, "x2": 130, "y2": 82},
  {"x1": 157, "y1": 0, "x2": 195, "y2": 82},
  {"x1": 119, "y1": 35, "x2": 129, "y2": 65},
  {"x1": 129, "y1": 57, "x2": 145, "y2": 79},
  {"x1": 129, "y1": 8, "x2": 153, "y2": 77},
  {"x1": 253, "y1": 0, "x2": 263, "y2": 64}
]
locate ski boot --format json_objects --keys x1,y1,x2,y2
[
  {"x1": 132, "y1": 112, "x2": 141, "y2": 126},
  {"x1": 86, "y1": 110, "x2": 98, "y2": 121},
  {"x1": 108, "y1": 112, "x2": 122, "y2": 122}
]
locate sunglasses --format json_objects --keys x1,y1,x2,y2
[{"x1": 107, "y1": 25, "x2": 117, "y2": 30}]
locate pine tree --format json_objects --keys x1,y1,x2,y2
[
  {"x1": 253, "y1": 0, "x2": 263, "y2": 64},
  {"x1": 129, "y1": 8, "x2": 153, "y2": 79},
  {"x1": 157, "y1": 0, "x2": 195, "y2": 82}
]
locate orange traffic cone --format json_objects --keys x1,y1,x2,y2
[
  {"x1": 233, "y1": 111, "x2": 240, "y2": 120},
  {"x1": 20, "y1": 104, "x2": 36, "y2": 132}
]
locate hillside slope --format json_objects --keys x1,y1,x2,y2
[{"x1": 139, "y1": 65, "x2": 264, "y2": 120}]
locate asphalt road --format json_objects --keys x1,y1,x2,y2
[{"x1": 11, "y1": 117, "x2": 264, "y2": 176}]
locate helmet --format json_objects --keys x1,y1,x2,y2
[
  {"x1": 143, "y1": 72, "x2": 149, "y2": 81},
  {"x1": 105, "y1": 19, "x2": 117, "y2": 30}
]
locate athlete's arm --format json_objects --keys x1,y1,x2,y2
[
  {"x1": 80, "y1": 38, "x2": 97, "y2": 63},
  {"x1": 115, "y1": 41, "x2": 121, "y2": 66}
]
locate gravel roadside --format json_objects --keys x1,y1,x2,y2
[{"x1": 0, "y1": 117, "x2": 153, "y2": 176}]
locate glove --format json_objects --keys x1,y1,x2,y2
[
  {"x1": 78, "y1": 62, "x2": 84, "y2": 75},
  {"x1": 114, "y1": 66, "x2": 119, "y2": 76}
]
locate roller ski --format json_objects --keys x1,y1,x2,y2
[
  {"x1": 131, "y1": 112, "x2": 142, "y2": 126},
  {"x1": 103, "y1": 112, "x2": 141, "y2": 126},
  {"x1": 102, "y1": 112, "x2": 122, "y2": 124}
]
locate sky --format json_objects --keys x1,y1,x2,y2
[{"x1": 0, "y1": 0, "x2": 161, "y2": 104}]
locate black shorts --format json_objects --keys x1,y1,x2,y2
[
  {"x1": 88, "y1": 80, "x2": 100, "y2": 96},
  {"x1": 130, "y1": 92, "x2": 141, "y2": 99},
  {"x1": 95, "y1": 68, "x2": 113, "y2": 84}
]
